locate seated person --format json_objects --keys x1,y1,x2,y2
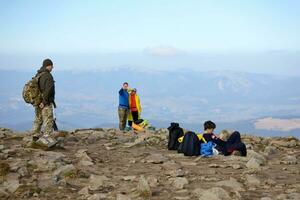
[{"x1": 202, "y1": 121, "x2": 247, "y2": 156}]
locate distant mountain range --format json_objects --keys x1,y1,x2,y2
[{"x1": 0, "y1": 68, "x2": 299, "y2": 137}]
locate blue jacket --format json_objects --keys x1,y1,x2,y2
[{"x1": 119, "y1": 88, "x2": 129, "y2": 109}]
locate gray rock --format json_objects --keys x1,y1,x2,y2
[
  {"x1": 245, "y1": 174, "x2": 261, "y2": 186},
  {"x1": 174, "y1": 197, "x2": 190, "y2": 200},
  {"x1": 261, "y1": 197, "x2": 272, "y2": 200},
  {"x1": 270, "y1": 140, "x2": 289, "y2": 148},
  {"x1": 246, "y1": 157, "x2": 262, "y2": 169},
  {"x1": 232, "y1": 164, "x2": 242, "y2": 169},
  {"x1": 53, "y1": 164, "x2": 76, "y2": 179},
  {"x1": 117, "y1": 194, "x2": 131, "y2": 200},
  {"x1": 123, "y1": 176, "x2": 136, "y2": 181},
  {"x1": 0, "y1": 145, "x2": 4, "y2": 151},
  {"x1": 264, "y1": 179, "x2": 276, "y2": 186},
  {"x1": 78, "y1": 186, "x2": 90, "y2": 196},
  {"x1": 88, "y1": 174, "x2": 109, "y2": 191},
  {"x1": 147, "y1": 176, "x2": 158, "y2": 187},
  {"x1": 276, "y1": 193, "x2": 300, "y2": 200},
  {"x1": 192, "y1": 188, "x2": 204, "y2": 197},
  {"x1": 288, "y1": 140, "x2": 297, "y2": 147},
  {"x1": 172, "y1": 177, "x2": 189, "y2": 189},
  {"x1": 247, "y1": 150, "x2": 267, "y2": 165},
  {"x1": 0, "y1": 188, "x2": 9, "y2": 199},
  {"x1": 215, "y1": 177, "x2": 244, "y2": 191},
  {"x1": 280, "y1": 155, "x2": 298, "y2": 165},
  {"x1": 137, "y1": 175, "x2": 152, "y2": 198},
  {"x1": 162, "y1": 161, "x2": 181, "y2": 171},
  {"x1": 167, "y1": 169, "x2": 185, "y2": 177},
  {"x1": 209, "y1": 164, "x2": 220, "y2": 168},
  {"x1": 264, "y1": 146, "x2": 278, "y2": 156},
  {"x1": 146, "y1": 154, "x2": 168, "y2": 164},
  {"x1": 4, "y1": 180, "x2": 20, "y2": 193},
  {"x1": 87, "y1": 193, "x2": 106, "y2": 200},
  {"x1": 198, "y1": 187, "x2": 230, "y2": 200},
  {"x1": 76, "y1": 149, "x2": 94, "y2": 166}
]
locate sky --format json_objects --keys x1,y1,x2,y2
[{"x1": 0, "y1": 0, "x2": 299, "y2": 74}]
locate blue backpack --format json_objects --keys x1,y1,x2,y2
[{"x1": 201, "y1": 140, "x2": 214, "y2": 157}]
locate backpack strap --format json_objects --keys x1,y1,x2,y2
[
  {"x1": 178, "y1": 136, "x2": 184, "y2": 143},
  {"x1": 197, "y1": 133, "x2": 207, "y2": 143},
  {"x1": 35, "y1": 71, "x2": 47, "y2": 80}
]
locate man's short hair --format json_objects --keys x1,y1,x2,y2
[
  {"x1": 204, "y1": 120, "x2": 216, "y2": 130},
  {"x1": 123, "y1": 82, "x2": 128, "y2": 86}
]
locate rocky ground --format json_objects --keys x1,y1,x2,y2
[{"x1": 0, "y1": 127, "x2": 299, "y2": 200}]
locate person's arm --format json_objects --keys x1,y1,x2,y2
[
  {"x1": 119, "y1": 88, "x2": 124, "y2": 95},
  {"x1": 212, "y1": 134, "x2": 226, "y2": 146},
  {"x1": 137, "y1": 96, "x2": 142, "y2": 113},
  {"x1": 42, "y1": 75, "x2": 54, "y2": 105}
]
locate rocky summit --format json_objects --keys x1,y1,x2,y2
[{"x1": 0, "y1": 127, "x2": 299, "y2": 200}]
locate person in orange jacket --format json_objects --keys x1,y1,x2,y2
[{"x1": 128, "y1": 88, "x2": 142, "y2": 127}]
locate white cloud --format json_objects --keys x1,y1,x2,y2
[
  {"x1": 255, "y1": 117, "x2": 300, "y2": 132},
  {"x1": 144, "y1": 46, "x2": 184, "y2": 57}
]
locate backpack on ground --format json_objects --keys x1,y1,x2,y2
[
  {"x1": 167, "y1": 123, "x2": 184, "y2": 150},
  {"x1": 200, "y1": 139, "x2": 214, "y2": 157},
  {"x1": 179, "y1": 131, "x2": 201, "y2": 156},
  {"x1": 22, "y1": 72, "x2": 45, "y2": 106}
]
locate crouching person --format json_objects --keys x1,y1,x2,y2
[{"x1": 202, "y1": 121, "x2": 247, "y2": 156}]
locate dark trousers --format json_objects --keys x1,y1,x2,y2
[
  {"x1": 128, "y1": 111, "x2": 139, "y2": 127},
  {"x1": 225, "y1": 131, "x2": 247, "y2": 156}
]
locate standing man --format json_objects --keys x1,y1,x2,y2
[
  {"x1": 118, "y1": 82, "x2": 129, "y2": 130},
  {"x1": 32, "y1": 58, "x2": 56, "y2": 139}
]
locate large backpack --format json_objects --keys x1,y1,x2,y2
[
  {"x1": 180, "y1": 131, "x2": 201, "y2": 156},
  {"x1": 22, "y1": 72, "x2": 45, "y2": 106},
  {"x1": 167, "y1": 123, "x2": 184, "y2": 150}
]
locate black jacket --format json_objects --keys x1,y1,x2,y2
[
  {"x1": 36, "y1": 66, "x2": 55, "y2": 106},
  {"x1": 203, "y1": 133, "x2": 227, "y2": 154}
]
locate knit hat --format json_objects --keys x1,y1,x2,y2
[{"x1": 42, "y1": 59, "x2": 53, "y2": 67}]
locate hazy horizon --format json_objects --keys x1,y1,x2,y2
[{"x1": 1, "y1": 1, "x2": 300, "y2": 76}]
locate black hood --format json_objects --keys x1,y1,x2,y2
[
  {"x1": 37, "y1": 66, "x2": 49, "y2": 74},
  {"x1": 168, "y1": 122, "x2": 180, "y2": 130}
]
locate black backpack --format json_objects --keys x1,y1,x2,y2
[
  {"x1": 179, "y1": 131, "x2": 201, "y2": 156},
  {"x1": 167, "y1": 123, "x2": 184, "y2": 150}
]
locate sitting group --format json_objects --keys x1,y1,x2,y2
[{"x1": 167, "y1": 120, "x2": 247, "y2": 157}]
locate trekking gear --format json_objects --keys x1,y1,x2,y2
[
  {"x1": 22, "y1": 72, "x2": 46, "y2": 106},
  {"x1": 36, "y1": 135, "x2": 57, "y2": 148},
  {"x1": 135, "y1": 119, "x2": 149, "y2": 128},
  {"x1": 201, "y1": 141, "x2": 214, "y2": 157},
  {"x1": 53, "y1": 109, "x2": 58, "y2": 131},
  {"x1": 167, "y1": 123, "x2": 184, "y2": 150},
  {"x1": 132, "y1": 122, "x2": 144, "y2": 132},
  {"x1": 179, "y1": 131, "x2": 201, "y2": 156}
]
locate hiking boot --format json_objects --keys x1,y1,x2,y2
[
  {"x1": 32, "y1": 136, "x2": 39, "y2": 142},
  {"x1": 36, "y1": 135, "x2": 58, "y2": 148}
]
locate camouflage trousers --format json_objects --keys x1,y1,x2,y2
[
  {"x1": 118, "y1": 107, "x2": 128, "y2": 130},
  {"x1": 32, "y1": 104, "x2": 54, "y2": 136}
]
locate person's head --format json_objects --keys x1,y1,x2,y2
[
  {"x1": 42, "y1": 58, "x2": 53, "y2": 72},
  {"x1": 131, "y1": 88, "x2": 137, "y2": 94},
  {"x1": 219, "y1": 130, "x2": 231, "y2": 141},
  {"x1": 204, "y1": 120, "x2": 216, "y2": 133},
  {"x1": 123, "y1": 82, "x2": 129, "y2": 90}
]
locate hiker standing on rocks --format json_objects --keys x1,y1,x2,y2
[
  {"x1": 32, "y1": 59, "x2": 56, "y2": 139},
  {"x1": 128, "y1": 88, "x2": 142, "y2": 127},
  {"x1": 118, "y1": 82, "x2": 130, "y2": 130}
]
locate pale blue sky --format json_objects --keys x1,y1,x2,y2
[{"x1": 0, "y1": 0, "x2": 299, "y2": 74}]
